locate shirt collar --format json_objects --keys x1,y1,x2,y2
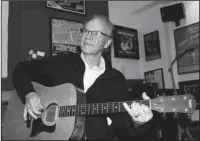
[{"x1": 80, "y1": 53, "x2": 105, "y2": 71}]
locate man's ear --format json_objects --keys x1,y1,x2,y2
[{"x1": 104, "y1": 38, "x2": 112, "y2": 49}]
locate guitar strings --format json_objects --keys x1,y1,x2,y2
[{"x1": 39, "y1": 102, "x2": 153, "y2": 117}]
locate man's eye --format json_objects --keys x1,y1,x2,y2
[{"x1": 92, "y1": 32, "x2": 98, "y2": 35}]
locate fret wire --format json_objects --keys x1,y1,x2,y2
[
  {"x1": 67, "y1": 106, "x2": 69, "y2": 116},
  {"x1": 70, "y1": 106, "x2": 72, "y2": 116},
  {"x1": 64, "y1": 106, "x2": 66, "y2": 117},
  {"x1": 62, "y1": 106, "x2": 64, "y2": 117},
  {"x1": 85, "y1": 104, "x2": 86, "y2": 115},
  {"x1": 58, "y1": 107, "x2": 60, "y2": 117},
  {"x1": 66, "y1": 106, "x2": 68, "y2": 116},
  {"x1": 74, "y1": 105, "x2": 76, "y2": 116},
  {"x1": 68, "y1": 106, "x2": 70, "y2": 116},
  {"x1": 71, "y1": 106, "x2": 72, "y2": 116},
  {"x1": 107, "y1": 102, "x2": 108, "y2": 113},
  {"x1": 69, "y1": 106, "x2": 71, "y2": 116},
  {"x1": 59, "y1": 100, "x2": 150, "y2": 117},
  {"x1": 78, "y1": 105, "x2": 80, "y2": 116},
  {"x1": 59, "y1": 106, "x2": 61, "y2": 117},
  {"x1": 60, "y1": 106, "x2": 62, "y2": 117},
  {"x1": 92, "y1": 103, "x2": 94, "y2": 115},
  {"x1": 101, "y1": 103, "x2": 103, "y2": 114},
  {"x1": 112, "y1": 102, "x2": 114, "y2": 113},
  {"x1": 66, "y1": 106, "x2": 68, "y2": 117},
  {"x1": 77, "y1": 105, "x2": 80, "y2": 116},
  {"x1": 88, "y1": 103, "x2": 90, "y2": 115},
  {"x1": 72, "y1": 106, "x2": 73, "y2": 116},
  {"x1": 118, "y1": 102, "x2": 120, "y2": 112},
  {"x1": 96, "y1": 103, "x2": 98, "y2": 114}
]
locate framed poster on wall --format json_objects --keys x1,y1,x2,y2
[
  {"x1": 144, "y1": 30, "x2": 161, "y2": 61},
  {"x1": 179, "y1": 80, "x2": 200, "y2": 105},
  {"x1": 144, "y1": 68, "x2": 165, "y2": 89},
  {"x1": 50, "y1": 18, "x2": 83, "y2": 55},
  {"x1": 47, "y1": 1, "x2": 86, "y2": 15},
  {"x1": 174, "y1": 22, "x2": 199, "y2": 74},
  {"x1": 114, "y1": 25, "x2": 139, "y2": 59}
]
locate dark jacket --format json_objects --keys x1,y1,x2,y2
[{"x1": 13, "y1": 53, "x2": 150, "y2": 140}]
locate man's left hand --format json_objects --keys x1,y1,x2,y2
[{"x1": 123, "y1": 92, "x2": 153, "y2": 124}]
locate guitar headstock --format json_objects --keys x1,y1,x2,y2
[{"x1": 151, "y1": 94, "x2": 196, "y2": 114}]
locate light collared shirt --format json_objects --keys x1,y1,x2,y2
[
  {"x1": 81, "y1": 53, "x2": 112, "y2": 126},
  {"x1": 80, "y1": 53, "x2": 106, "y2": 93}
]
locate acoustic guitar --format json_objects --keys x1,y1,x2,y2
[{"x1": 2, "y1": 82, "x2": 196, "y2": 140}]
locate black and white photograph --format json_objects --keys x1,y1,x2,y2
[
  {"x1": 174, "y1": 22, "x2": 199, "y2": 74},
  {"x1": 47, "y1": 1, "x2": 86, "y2": 15},
  {"x1": 114, "y1": 25, "x2": 139, "y2": 59},
  {"x1": 144, "y1": 30, "x2": 161, "y2": 61},
  {"x1": 179, "y1": 80, "x2": 200, "y2": 104},
  {"x1": 1, "y1": 1, "x2": 199, "y2": 141},
  {"x1": 144, "y1": 68, "x2": 165, "y2": 89}
]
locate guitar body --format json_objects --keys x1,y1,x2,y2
[{"x1": 2, "y1": 82, "x2": 85, "y2": 140}]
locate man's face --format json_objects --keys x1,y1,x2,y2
[{"x1": 80, "y1": 19, "x2": 110, "y2": 55}]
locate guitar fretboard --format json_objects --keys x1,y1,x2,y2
[{"x1": 58, "y1": 100, "x2": 150, "y2": 117}]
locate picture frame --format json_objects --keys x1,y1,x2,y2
[
  {"x1": 174, "y1": 22, "x2": 199, "y2": 74},
  {"x1": 50, "y1": 18, "x2": 83, "y2": 56},
  {"x1": 46, "y1": 1, "x2": 86, "y2": 15},
  {"x1": 144, "y1": 68, "x2": 165, "y2": 89},
  {"x1": 179, "y1": 79, "x2": 199, "y2": 104},
  {"x1": 114, "y1": 25, "x2": 139, "y2": 59},
  {"x1": 144, "y1": 30, "x2": 161, "y2": 61}
]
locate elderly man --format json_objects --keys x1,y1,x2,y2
[{"x1": 13, "y1": 14, "x2": 153, "y2": 140}]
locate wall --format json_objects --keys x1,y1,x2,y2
[
  {"x1": 167, "y1": 1, "x2": 199, "y2": 88},
  {"x1": 1, "y1": 1, "x2": 109, "y2": 91},
  {"x1": 2, "y1": 1, "x2": 199, "y2": 99},
  {"x1": 1, "y1": 1, "x2": 109, "y2": 100},
  {"x1": 108, "y1": 2, "x2": 146, "y2": 79},
  {"x1": 1, "y1": 1, "x2": 9, "y2": 79},
  {"x1": 109, "y1": 1, "x2": 199, "y2": 89}
]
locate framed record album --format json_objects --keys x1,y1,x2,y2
[
  {"x1": 144, "y1": 68, "x2": 165, "y2": 89},
  {"x1": 114, "y1": 25, "x2": 139, "y2": 59},
  {"x1": 144, "y1": 30, "x2": 161, "y2": 61}
]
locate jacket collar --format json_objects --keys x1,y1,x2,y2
[
  {"x1": 98, "y1": 56, "x2": 117, "y2": 79},
  {"x1": 74, "y1": 53, "x2": 116, "y2": 79}
]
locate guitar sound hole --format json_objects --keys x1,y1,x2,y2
[{"x1": 43, "y1": 103, "x2": 59, "y2": 124}]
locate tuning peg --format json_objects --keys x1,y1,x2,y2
[{"x1": 174, "y1": 113, "x2": 179, "y2": 119}]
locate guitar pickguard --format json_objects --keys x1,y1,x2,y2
[{"x1": 30, "y1": 118, "x2": 56, "y2": 137}]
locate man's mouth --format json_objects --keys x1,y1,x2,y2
[{"x1": 83, "y1": 42, "x2": 93, "y2": 46}]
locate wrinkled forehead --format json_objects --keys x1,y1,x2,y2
[{"x1": 84, "y1": 18, "x2": 110, "y2": 35}]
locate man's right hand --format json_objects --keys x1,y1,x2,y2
[{"x1": 24, "y1": 92, "x2": 43, "y2": 121}]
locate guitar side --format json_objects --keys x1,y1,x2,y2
[{"x1": 2, "y1": 82, "x2": 85, "y2": 140}]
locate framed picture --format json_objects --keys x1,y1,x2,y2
[
  {"x1": 174, "y1": 22, "x2": 199, "y2": 74},
  {"x1": 46, "y1": 1, "x2": 86, "y2": 15},
  {"x1": 179, "y1": 80, "x2": 200, "y2": 104},
  {"x1": 50, "y1": 18, "x2": 83, "y2": 55},
  {"x1": 144, "y1": 68, "x2": 165, "y2": 89},
  {"x1": 114, "y1": 25, "x2": 139, "y2": 59},
  {"x1": 144, "y1": 30, "x2": 161, "y2": 61}
]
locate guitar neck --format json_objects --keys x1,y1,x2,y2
[{"x1": 59, "y1": 100, "x2": 150, "y2": 117}]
